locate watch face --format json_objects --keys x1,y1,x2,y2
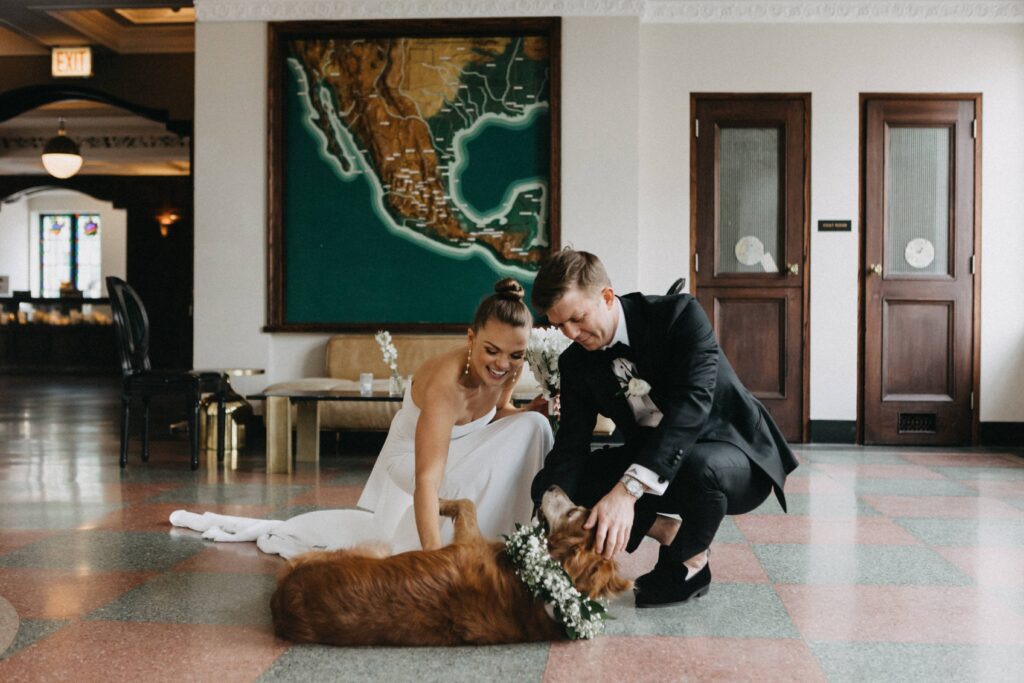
[
  {"x1": 905, "y1": 238, "x2": 936, "y2": 269},
  {"x1": 734, "y1": 235, "x2": 765, "y2": 267}
]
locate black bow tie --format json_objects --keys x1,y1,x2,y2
[{"x1": 600, "y1": 342, "x2": 633, "y2": 363}]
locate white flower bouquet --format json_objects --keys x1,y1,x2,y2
[
  {"x1": 524, "y1": 326, "x2": 572, "y2": 399},
  {"x1": 374, "y1": 330, "x2": 405, "y2": 395}
]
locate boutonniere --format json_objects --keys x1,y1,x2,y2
[
  {"x1": 625, "y1": 377, "x2": 652, "y2": 398},
  {"x1": 615, "y1": 365, "x2": 652, "y2": 399}
]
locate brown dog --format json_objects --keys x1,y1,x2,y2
[{"x1": 270, "y1": 487, "x2": 631, "y2": 645}]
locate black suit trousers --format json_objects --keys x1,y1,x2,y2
[{"x1": 576, "y1": 441, "x2": 774, "y2": 559}]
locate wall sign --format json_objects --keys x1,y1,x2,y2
[
  {"x1": 51, "y1": 47, "x2": 93, "y2": 78},
  {"x1": 818, "y1": 219, "x2": 851, "y2": 232}
]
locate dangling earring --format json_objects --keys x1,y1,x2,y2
[{"x1": 463, "y1": 345, "x2": 472, "y2": 376}]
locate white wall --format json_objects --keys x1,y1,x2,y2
[
  {"x1": 638, "y1": 22, "x2": 1024, "y2": 423},
  {"x1": 193, "y1": 12, "x2": 1024, "y2": 424},
  {"x1": 0, "y1": 196, "x2": 30, "y2": 293},
  {"x1": 0, "y1": 190, "x2": 126, "y2": 297}
]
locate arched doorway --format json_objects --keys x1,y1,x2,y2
[{"x1": 0, "y1": 85, "x2": 193, "y2": 369}]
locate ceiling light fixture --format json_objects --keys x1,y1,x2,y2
[{"x1": 41, "y1": 118, "x2": 83, "y2": 179}]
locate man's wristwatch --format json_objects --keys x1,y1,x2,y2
[{"x1": 619, "y1": 475, "x2": 644, "y2": 499}]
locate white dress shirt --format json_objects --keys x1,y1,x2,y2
[{"x1": 602, "y1": 298, "x2": 669, "y2": 497}]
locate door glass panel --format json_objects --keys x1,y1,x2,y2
[
  {"x1": 717, "y1": 127, "x2": 781, "y2": 274},
  {"x1": 886, "y1": 126, "x2": 950, "y2": 276}
]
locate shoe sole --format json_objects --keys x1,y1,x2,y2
[{"x1": 635, "y1": 585, "x2": 710, "y2": 609}]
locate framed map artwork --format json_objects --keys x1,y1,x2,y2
[{"x1": 266, "y1": 18, "x2": 561, "y2": 330}]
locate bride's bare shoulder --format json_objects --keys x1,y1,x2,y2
[{"x1": 412, "y1": 346, "x2": 465, "y2": 407}]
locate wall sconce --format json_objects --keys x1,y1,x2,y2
[
  {"x1": 156, "y1": 210, "x2": 180, "y2": 237},
  {"x1": 41, "y1": 118, "x2": 83, "y2": 179}
]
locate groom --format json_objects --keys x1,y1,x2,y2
[{"x1": 530, "y1": 248, "x2": 798, "y2": 608}]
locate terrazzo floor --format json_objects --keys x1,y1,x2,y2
[{"x1": 1, "y1": 376, "x2": 1022, "y2": 682}]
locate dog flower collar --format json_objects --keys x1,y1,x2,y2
[{"x1": 503, "y1": 522, "x2": 609, "y2": 640}]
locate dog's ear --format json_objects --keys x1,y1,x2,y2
[{"x1": 562, "y1": 547, "x2": 633, "y2": 599}]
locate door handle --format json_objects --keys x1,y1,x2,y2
[
  {"x1": 787, "y1": 263, "x2": 800, "y2": 275},
  {"x1": 869, "y1": 263, "x2": 883, "y2": 276}
]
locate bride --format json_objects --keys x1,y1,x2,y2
[{"x1": 171, "y1": 279, "x2": 553, "y2": 557}]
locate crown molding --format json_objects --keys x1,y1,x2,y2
[
  {"x1": 195, "y1": 0, "x2": 1024, "y2": 23},
  {"x1": 644, "y1": 1, "x2": 1024, "y2": 23}
]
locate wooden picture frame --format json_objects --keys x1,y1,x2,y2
[{"x1": 266, "y1": 18, "x2": 561, "y2": 331}]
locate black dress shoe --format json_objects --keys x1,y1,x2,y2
[
  {"x1": 634, "y1": 545, "x2": 676, "y2": 594},
  {"x1": 635, "y1": 562, "x2": 711, "y2": 608}
]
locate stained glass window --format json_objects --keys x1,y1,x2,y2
[{"x1": 39, "y1": 213, "x2": 102, "y2": 297}]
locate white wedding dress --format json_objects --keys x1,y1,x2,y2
[{"x1": 170, "y1": 384, "x2": 553, "y2": 558}]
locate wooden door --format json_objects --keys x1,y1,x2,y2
[
  {"x1": 862, "y1": 96, "x2": 979, "y2": 445},
  {"x1": 691, "y1": 95, "x2": 809, "y2": 442}
]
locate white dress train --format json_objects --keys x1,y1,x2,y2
[{"x1": 169, "y1": 385, "x2": 553, "y2": 558}]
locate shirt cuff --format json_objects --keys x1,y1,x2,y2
[{"x1": 625, "y1": 463, "x2": 669, "y2": 496}]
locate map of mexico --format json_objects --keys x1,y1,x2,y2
[{"x1": 289, "y1": 35, "x2": 551, "y2": 270}]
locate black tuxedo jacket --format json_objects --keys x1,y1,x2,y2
[{"x1": 532, "y1": 293, "x2": 798, "y2": 510}]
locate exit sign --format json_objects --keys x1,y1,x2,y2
[{"x1": 52, "y1": 47, "x2": 92, "y2": 78}]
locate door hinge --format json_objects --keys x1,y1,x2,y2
[
  {"x1": 970, "y1": 392, "x2": 974, "y2": 410},
  {"x1": 970, "y1": 255, "x2": 976, "y2": 274},
  {"x1": 695, "y1": 119, "x2": 699, "y2": 138},
  {"x1": 972, "y1": 119, "x2": 977, "y2": 139},
  {"x1": 694, "y1": 253, "x2": 700, "y2": 272}
]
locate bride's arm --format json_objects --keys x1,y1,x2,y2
[
  {"x1": 493, "y1": 367, "x2": 546, "y2": 419},
  {"x1": 412, "y1": 384, "x2": 458, "y2": 551}
]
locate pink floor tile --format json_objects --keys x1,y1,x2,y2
[
  {"x1": 0, "y1": 530, "x2": 56, "y2": 556},
  {"x1": 735, "y1": 515, "x2": 921, "y2": 545},
  {"x1": 285, "y1": 485, "x2": 363, "y2": 507},
  {"x1": 708, "y1": 543, "x2": 770, "y2": 583},
  {"x1": 776, "y1": 585, "x2": 1024, "y2": 644},
  {"x1": 0, "y1": 568, "x2": 155, "y2": 619},
  {"x1": 172, "y1": 544, "x2": 287, "y2": 575},
  {"x1": 0, "y1": 621, "x2": 289, "y2": 683},
  {"x1": 80, "y1": 503, "x2": 274, "y2": 532},
  {"x1": 933, "y1": 546, "x2": 1024, "y2": 586},
  {"x1": 101, "y1": 483, "x2": 183, "y2": 504},
  {"x1": 545, "y1": 636, "x2": 826, "y2": 682},
  {"x1": 902, "y1": 453, "x2": 1024, "y2": 468},
  {"x1": 812, "y1": 463, "x2": 947, "y2": 480},
  {"x1": 860, "y1": 495, "x2": 1024, "y2": 519},
  {"x1": 614, "y1": 538, "x2": 658, "y2": 581},
  {"x1": 964, "y1": 479, "x2": 1024, "y2": 497}
]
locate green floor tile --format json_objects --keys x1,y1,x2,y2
[
  {"x1": 753, "y1": 543, "x2": 970, "y2": 585},
  {"x1": 87, "y1": 572, "x2": 277, "y2": 626},
  {"x1": 259, "y1": 642, "x2": 550, "y2": 682},
  {"x1": 810, "y1": 642, "x2": 1024, "y2": 683},
  {"x1": 0, "y1": 530, "x2": 206, "y2": 570},
  {"x1": 602, "y1": 583, "x2": 800, "y2": 638}
]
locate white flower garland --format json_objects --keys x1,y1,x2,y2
[{"x1": 503, "y1": 522, "x2": 609, "y2": 640}]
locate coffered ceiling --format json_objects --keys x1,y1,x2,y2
[
  {"x1": 0, "y1": 1, "x2": 194, "y2": 56},
  {"x1": 0, "y1": 100, "x2": 189, "y2": 176}
]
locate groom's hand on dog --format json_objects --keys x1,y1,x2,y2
[{"x1": 585, "y1": 485, "x2": 635, "y2": 559}]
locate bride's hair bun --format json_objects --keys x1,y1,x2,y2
[
  {"x1": 494, "y1": 278, "x2": 525, "y2": 301},
  {"x1": 472, "y1": 278, "x2": 531, "y2": 331}
]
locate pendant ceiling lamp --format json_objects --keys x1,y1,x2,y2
[{"x1": 41, "y1": 118, "x2": 83, "y2": 179}]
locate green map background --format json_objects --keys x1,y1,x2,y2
[{"x1": 282, "y1": 47, "x2": 551, "y2": 325}]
